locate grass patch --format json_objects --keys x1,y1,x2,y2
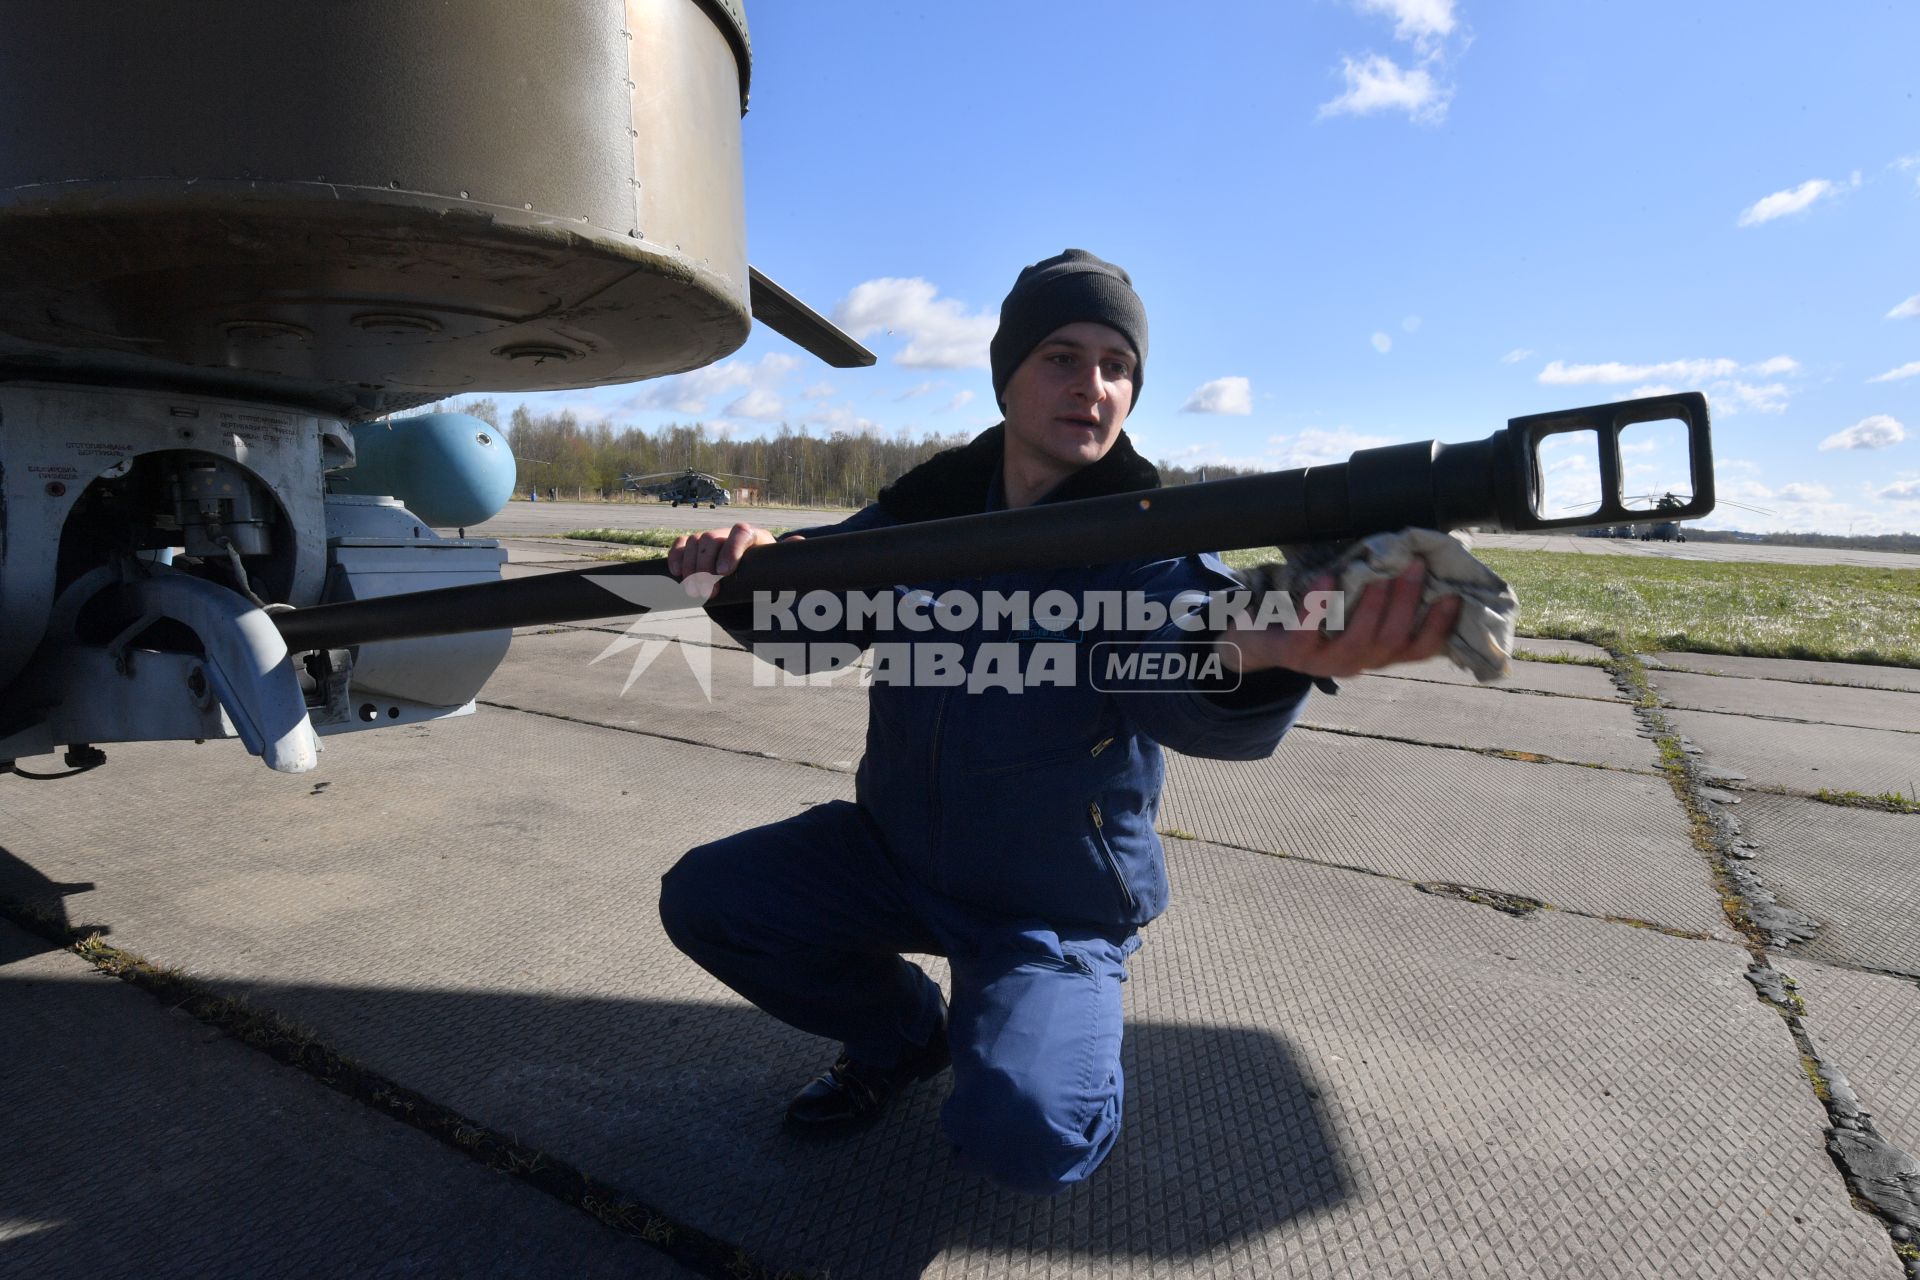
[
  {"x1": 581, "y1": 547, "x2": 669, "y2": 563},
  {"x1": 1220, "y1": 545, "x2": 1920, "y2": 666},
  {"x1": 561, "y1": 527, "x2": 801, "y2": 563},
  {"x1": 563, "y1": 527, "x2": 794, "y2": 548},
  {"x1": 1476, "y1": 550, "x2": 1920, "y2": 667},
  {"x1": 563, "y1": 528, "x2": 693, "y2": 548}
]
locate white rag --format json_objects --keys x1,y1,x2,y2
[{"x1": 1241, "y1": 528, "x2": 1520, "y2": 683}]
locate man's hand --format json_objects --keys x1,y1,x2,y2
[
  {"x1": 1223, "y1": 560, "x2": 1460, "y2": 680},
  {"x1": 666, "y1": 523, "x2": 795, "y2": 601}
]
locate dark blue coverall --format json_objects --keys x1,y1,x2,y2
[{"x1": 659, "y1": 497, "x2": 1311, "y2": 1193}]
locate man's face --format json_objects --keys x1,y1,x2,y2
[{"x1": 1000, "y1": 321, "x2": 1136, "y2": 478}]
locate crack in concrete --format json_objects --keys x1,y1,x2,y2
[
  {"x1": 1660, "y1": 702, "x2": 1920, "y2": 737},
  {"x1": 1617, "y1": 647, "x2": 1920, "y2": 1275},
  {"x1": 1721, "y1": 781, "x2": 1920, "y2": 816},
  {"x1": 1164, "y1": 829, "x2": 1714, "y2": 941},
  {"x1": 1293, "y1": 722, "x2": 1658, "y2": 776},
  {"x1": 1645, "y1": 661, "x2": 1920, "y2": 697},
  {"x1": 1370, "y1": 671, "x2": 1625, "y2": 706},
  {"x1": 476, "y1": 699, "x2": 856, "y2": 774}
]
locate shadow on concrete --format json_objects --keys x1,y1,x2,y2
[
  {"x1": 0, "y1": 842, "x2": 100, "y2": 961},
  {"x1": 0, "y1": 955, "x2": 682, "y2": 1280},
  {"x1": 2, "y1": 925, "x2": 1347, "y2": 1278}
]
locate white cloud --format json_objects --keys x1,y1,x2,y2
[
  {"x1": 802, "y1": 382, "x2": 834, "y2": 400},
  {"x1": 1541, "y1": 358, "x2": 1740, "y2": 385},
  {"x1": 802, "y1": 403, "x2": 883, "y2": 435},
  {"x1": 1502, "y1": 348, "x2": 1533, "y2": 364},
  {"x1": 1541, "y1": 355, "x2": 1804, "y2": 415},
  {"x1": 1357, "y1": 0, "x2": 1456, "y2": 45},
  {"x1": 1879, "y1": 479, "x2": 1920, "y2": 501},
  {"x1": 1181, "y1": 377, "x2": 1254, "y2": 415},
  {"x1": 1319, "y1": 54, "x2": 1450, "y2": 124},
  {"x1": 832, "y1": 277, "x2": 997, "y2": 369},
  {"x1": 1371, "y1": 331, "x2": 1393, "y2": 353},
  {"x1": 895, "y1": 381, "x2": 940, "y2": 401},
  {"x1": 1715, "y1": 382, "x2": 1791, "y2": 415},
  {"x1": 1267, "y1": 426, "x2": 1396, "y2": 469},
  {"x1": 1777, "y1": 483, "x2": 1833, "y2": 503},
  {"x1": 937, "y1": 390, "x2": 975, "y2": 414},
  {"x1": 1819, "y1": 415, "x2": 1907, "y2": 451},
  {"x1": 1736, "y1": 179, "x2": 1836, "y2": 227},
  {"x1": 723, "y1": 388, "x2": 785, "y2": 420},
  {"x1": 627, "y1": 352, "x2": 795, "y2": 416},
  {"x1": 1868, "y1": 360, "x2": 1920, "y2": 383},
  {"x1": 1620, "y1": 439, "x2": 1660, "y2": 455},
  {"x1": 1888, "y1": 294, "x2": 1920, "y2": 320},
  {"x1": 1164, "y1": 442, "x2": 1221, "y2": 461},
  {"x1": 1402, "y1": 315, "x2": 1423, "y2": 333}
]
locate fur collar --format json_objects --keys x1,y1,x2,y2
[{"x1": 877, "y1": 423, "x2": 1160, "y2": 523}]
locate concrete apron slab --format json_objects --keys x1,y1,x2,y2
[
  {"x1": 1651, "y1": 668, "x2": 1920, "y2": 736},
  {"x1": 0, "y1": 717, "x2": 1891, "y2": 1278},
  {"x1": 1726, "y1": 794, "x2": 1920, "y2": 978},
  {"x1": 1647, "y1": 652, "x2": 1920, "y2": 694},
  {"x1": 1124, "y1": 842, "x2": 1890, "y2": 1280},
  {"x1": 0, "y1": 924, "x2": 689, "y2": 1279},
  {"x1": 1665, "y1": 708, "x2": 1920, "y2": 799},
  {"x1": 1299, "y1": 672, "x2": 1655, "y2": 770},
  {"x1": 483, "y1": 627, "x2": 868, "y2": 771},
  {"x1": 1773, "y1": 956, "x2": 1920, "y2": 1239},
  {"x1": 1161, "y1": 731, "x2": 1729, "y2": 937},
  {"x1": 0, "y1": 713, "x2": 857, "y2": 1009}
]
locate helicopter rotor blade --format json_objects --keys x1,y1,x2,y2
[{"x1": 749, "y1": 266, "x2": 876, "y2": 369}]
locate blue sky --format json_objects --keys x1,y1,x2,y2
[{"x1": 487, "y1": 1, "x2": 1919, "y2": 534}]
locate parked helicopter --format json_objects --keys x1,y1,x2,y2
[
  {"x1": 1623, "y1": 491, "x2": 1774, "y2": 542},
  {"x1": 0, "y1": 0, "x2": 872, "y2": 777},
  {"x1": 621, "y1": 468, "x2": 768, "y2": 509},
  {"x1": 1637, "y1": 493, "x2": 1690, "y2": 542}
]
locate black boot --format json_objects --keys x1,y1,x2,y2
[{"x1": 784, "y1": 1023, "x2": 950, "y2": 1138}]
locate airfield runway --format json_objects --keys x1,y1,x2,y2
[{"x1": 3, "y1": 508, "x2": 1916, "y2": 1279}]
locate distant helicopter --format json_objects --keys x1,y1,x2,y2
[
  {"x1": 1627, "y1": 491, "x2": 1774, "y2": 541},
  {"x1": 1637, "y1": 492, "x2": 1690, "y2": 542},
  {"x1": 1568, "y1": 491, "x2": 1770, "y2": 541},
  {"x1": 621, "y1": 468, "x2": 767, "y2": 509}
]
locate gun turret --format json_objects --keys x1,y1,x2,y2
[{"x1": 272, "y1": 392, "x2": 1714, "y2": 654}]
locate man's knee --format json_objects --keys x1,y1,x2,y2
[
  {"x1": 658, "y1": 841, "x2": 732, "y2": 954},
  {"x1": 943, "y1": 1067, "x2": 1123, "y2": 1195}
]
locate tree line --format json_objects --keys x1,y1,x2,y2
[{"x1": 449, "y1": 398, "x2": 1257, "y2": 507}]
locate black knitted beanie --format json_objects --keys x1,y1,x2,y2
[{"x1": 988, "y1": 249, "x2": 1148, "y2": 410}]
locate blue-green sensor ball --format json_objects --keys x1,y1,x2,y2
[{"x1": 335, "y1": 413, "x2": 517, "y2": 528}]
